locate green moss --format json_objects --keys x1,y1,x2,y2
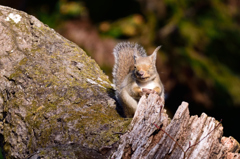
[
  {"x1": 19, "y1": 58, "x2": 28, "y2": 65},
  {"x1": 9, "y1": 69, "x2": 22, "y2": 80},
  {"x1": 39, "y1": 150, "x2": 46, "y2": 155},
  {"x1": 3, "y1": 143, "x2": 10, "y2": 154},
  {"x1": 1, "y1": 11, "x2": 126, "y2": 158},
  {"x1": 70, "y1": 103, "x2": 131, "y2": 148}
]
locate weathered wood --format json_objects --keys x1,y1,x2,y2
[
  {"x1": 111, "y1": 93, "x2": 166, "y2": 159},
  {"x1": 0, "y1": 5, "x2": 131, "y2": 159},
  {"x1": 111, "y1": 93, "x2": 240, "y2": 159}
]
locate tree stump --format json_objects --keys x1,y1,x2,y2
[{"x1": 112, "y1": 93, "x2": 240, "y2": 159}]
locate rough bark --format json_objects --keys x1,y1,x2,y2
[
  {"x1": 112, "y1": 93, "x2": 240, "y2": 159},
  {"x1": 0, "y1": 5, "x2": 131, "y2": 159},
  {"x1": 1, "y1": 5, "x2": 239, "y2": 159}
]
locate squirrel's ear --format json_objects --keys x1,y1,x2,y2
[
  {"x1": 133, "y1": 45, "x2": 140, "y2": 62},
  {"x1": 151, "y1": 45, "x2": 161, "y2": 62},
  {"x1": 133, "y1": 54, "x2": 139, "y2": 63}
]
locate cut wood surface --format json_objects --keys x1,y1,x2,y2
[{"x1": 111, "y1": 93, "x2": 240, "y2": 159}]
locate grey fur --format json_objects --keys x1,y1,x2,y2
[{"x1": 112, "y1": 42, "x2": 147, "y2": 90}]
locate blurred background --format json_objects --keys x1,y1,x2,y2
[{"x1": 1, "y1": 0, "x2": 240, "y2": 142}]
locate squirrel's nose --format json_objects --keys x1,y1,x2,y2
[{"x1": 137, "y1": 71, "x2": 144, "y2": 76}]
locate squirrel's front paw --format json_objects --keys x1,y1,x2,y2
[
  {"x1": 142, "y1": 88, "x2": 155, "y2": 95},
  {"x1": 133, "y1": 87, "x2": 144, "y2": 96}
]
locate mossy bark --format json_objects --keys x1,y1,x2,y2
[{"x1": 0, "y1": 5, "x2": 130, "y2": 159}]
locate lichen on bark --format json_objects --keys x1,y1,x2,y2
[{"x1": 0, "y1": 5, "x2": 130, "y2": 159}]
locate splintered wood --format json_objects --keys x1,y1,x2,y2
[{"x1": 111, "y1": 93, "x2": 240, "y2": 159}]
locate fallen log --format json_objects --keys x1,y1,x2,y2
[
  {"x1": 112, "y1": 93, "x2": 240, "y2": 159},
  {"x1": 0, "y1": 5, "x2": 131, "y2": 158}
]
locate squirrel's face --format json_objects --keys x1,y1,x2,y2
[
  {"x1": 134, "y1": 56, "x2": 156, "y2": 82},
  {"x1": 133, "y1": 45, "x2": 160, "y2": 82}
]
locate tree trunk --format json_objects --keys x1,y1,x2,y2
[
  {"x1": 112, "y1": 93, "x2": 240, "y2": 159},
  {"x1": 0, "y1": 5, "x2": 130, "y2": 159}
]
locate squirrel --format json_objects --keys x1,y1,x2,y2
[{"x1": 112, "y1": 42, "x2": 164, "y2": 118}]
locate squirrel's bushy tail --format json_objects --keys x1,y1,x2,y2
[{"x1": 112, "y1": 42, "x2": 147, "y2": 90}]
